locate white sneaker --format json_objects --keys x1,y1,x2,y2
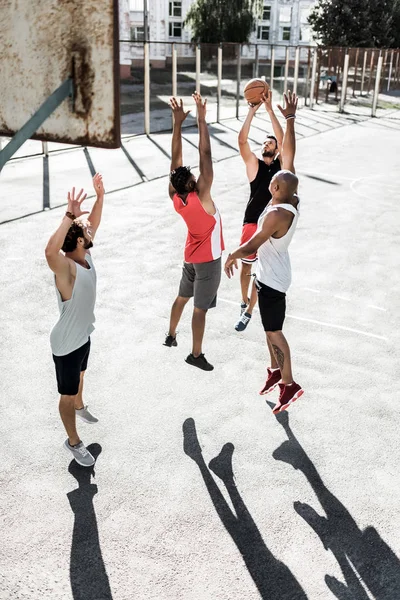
[{"x1": 75, "y1": 405, "x2": 98, "y2": 424}]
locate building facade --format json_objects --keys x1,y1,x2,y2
[{"x1": 125, "y1": 0, "x2": 316, "y2": 67}]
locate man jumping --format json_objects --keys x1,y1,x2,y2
[
  {"x1": 45, "y1": 174, "x2": 105, "y2": 466},
  {"x1": 225, "y1": 92, "x2": 304, "y2": 414},
  {"x1": 235, "y1": 89, "x2": 283, "y2": 332},
  {"x1": 164, "y1": 92, "x2": 224, "y2": 372}
]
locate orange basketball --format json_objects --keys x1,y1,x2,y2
[{"x1": 244, "y1": 78, "x2": 270, "y2": 106}]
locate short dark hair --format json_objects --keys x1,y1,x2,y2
[
  {"x1": 62, "y1": 221, "x2": 85, "y2": 253},
  {"x1": 170, "y1": 166, "x2": 193, "y2": 195},
  {"x1": 265, "y1": 135, "x2": 278, "y2": 145}
]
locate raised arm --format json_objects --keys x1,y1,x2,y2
[
  {"x1": 277, "y1": 91, "x2": 298, "y2": 174},
  {"x1": 262, "y1": 89, "x2": 284, "y2": 154},
  {"x1": 168, "y1": 97, "x2": 191, "y2": 199},
  {"x1": 192, "y1": 92, "x2": 213, "y2": 195},
  {"x1": 87, "y1": 173, "x2": 105, "y2": 239},
  {"x1": 238, "y1": 104, "x2": 260, "y2": 181},
  {"x1": 45, "y1": 187, "x2": 89, "y2": 275}
]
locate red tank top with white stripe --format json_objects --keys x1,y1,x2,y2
[{"x1": 173, "y1": 191, "x2": 225, "y2": 263}]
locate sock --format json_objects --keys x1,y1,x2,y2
[{"x1": 270, "y1": 367, "x2": 280, "y2": 372}]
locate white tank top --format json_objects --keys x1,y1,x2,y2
[
  {"x1": 256, "y1": 201, "x2": 300, "y2": 293},
  {"x1": 50, "y1": 253, "x2": 97, "y2": 356}
]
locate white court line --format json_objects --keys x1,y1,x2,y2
[
  {"x1": 334, "y1": 294, "x2": 351, "y2": 302},
  {"x1": 368, "y1": 305, "x2": 387, "y2": 312},
  {"x1": 299, "y1": 286, "x2": 387, "y2": 312},
  {"x1": 219, "y1": 298, "x2": 388, "y2": 341}
]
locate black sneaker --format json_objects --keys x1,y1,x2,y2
[
  {"x1": 163, "y1": 333, "x2": 177, "y2": 347},
  {"x1": 185, "y1": 353, "x2": 214, "y2": 371}
]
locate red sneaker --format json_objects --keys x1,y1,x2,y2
[
  {"x1": 272, "y1": 382, "x2": 304, "y2": 414},
  {"x1": 259, "y1": 368, "x2": 281, "y2": 395}
]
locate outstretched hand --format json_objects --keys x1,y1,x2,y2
[
  {"x1": 92, "y1": 173, "x2": 104, "y2": 197},
  {"x1": 169, "y1": 97, "x2": 191, "y2": 124},
  {"x1": 67, "y1": 187, "x2": 89, "y2": 218},
  {"x1": 192, "y1": 91, "x2": 207, "y2": 120},
  {"x1": 261, "y1": 88, "x2": 274, "y2": 113},
  {"x1": 277, "y1": 90, "x2": 298, "y2": 118},
  {"x1": 224, "y1": 254, "x2": 238, "y2": 278}
]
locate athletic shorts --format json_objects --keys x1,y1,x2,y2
[
  {"x1": 240, "y1": 223, "x2": 258, "y2": 264},
  {"x1": 256, "y1": 280, "x2": 286, "y2": 331},
  {"x1": 52, "y1": 338, "x2": 91, "y2": 396},
  {"x1": 178, "y1": 257, "x2": 222, "y2": 311}
]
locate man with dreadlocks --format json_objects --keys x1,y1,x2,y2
[
  {"x1": 45, "y1": 174, "x2": 104, "y2": 467},
  {"x1": 164, "y1": 92, "x2": 224, "y2": 371}
]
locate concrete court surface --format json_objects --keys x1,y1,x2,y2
[{"x1": 1, "y1": 110, "x2": 400, "y2": 600}]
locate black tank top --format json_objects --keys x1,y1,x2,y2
[{"x1": 243, "y1": 157, "x2": 281, "y2": 225}]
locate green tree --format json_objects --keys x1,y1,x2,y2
[
  {"x1": 308, "y1": 0, "x2": 398, "y2": 47},
  {"x1": 185, "y1": 0, "x2": 262, "y2": 44}
]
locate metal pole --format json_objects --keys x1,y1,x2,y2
[
  {"x1": 360, "y1": 50, "x2": 368, "y2": 95},
  {"x1": 254, "y1": 44, "x2": 259, "y2": 78},
  {"x1": 304, "y1": 47, "x2": 311, "y2": 105},
  {"x1": 394, "y1": 51, "x2": 400, "y2": 86},
  {"x1": 172, "y1": 43, "x2": 177, "y2": 97},
  {"x1": 315, "y1": 47, "x2": 322, "y2": 103},
  {"x1": 387, "y1": 50, "x2": 394, "y2": 91},
  {"x1": 339, "y1": 52, "x2": 350, "y2": 112},
  {"x1": 42, "y1": 141, "x2": 49, "y2": 157},
  {"x1": 367, "y1": 50, "x2": 375, "y2": 95},
  {"x1": 284, "y1": 46, "x2": 290, "y2": 93},
  {"x1": 293, "y1": 46, "x2": 300, "y2": 95},
  {"x1": 217, "y1": 44, "x2": 222, "y2": 123},
  {"x1": 309, "y1": 48, "x2": 318, "y2": 109},
  {"x1": 196, "y1": 45, "x2": 201, "y2": 93},
  {"x1": 144, "y1": 42, "x2": 150, "y2": 135},
  {"x1": 352, "y1": 48, "x2": 359, "y2": 97},
  {"x1": 270, "y1": 45, "x2": 275, "y2": 92},
  {"x1": 236, "y1": 43, "x2": 242, "y2": 119},
  {"x1": 143, "y1": 0, "x2": 148, "y2": 42},
  {"x1": 372, "y1": 55, "x2": 383, "y2": 117}
]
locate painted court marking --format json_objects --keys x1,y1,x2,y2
[{"x1": 219, "y1": 297, "x2": 388, "y2": 341}]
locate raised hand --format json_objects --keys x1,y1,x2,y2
[
  {"x1": 277, "y1": 90, "x2": 298, "y2": 119},
  {"x1": 67, "y1": 187, "x2": 89, "y2": 218},
  {"x1": 261, "y1": 88, "x2": 274, "y2": 113},
  {"x1": 169, "y1": 97, "x2": 191, "y2": 125},
  {"x1": 92, "y1": 173, "x2": 104, "y2": 197},
  {"x1": 192, "y1": 91, "x2": 207, "y2": 120}
]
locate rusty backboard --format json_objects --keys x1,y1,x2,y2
[{"x1": 0, "y1": 0, "x2": 120, "y2": 149}]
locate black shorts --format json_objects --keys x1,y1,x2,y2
[
  {"x1": 256, "y1": 280, "x2": 286, "y2": 332},
  {"x1": 52, "y1": 338, "x2": 91, "y2": 396}
]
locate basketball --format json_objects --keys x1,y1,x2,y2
[{"x1": 244, "y1": 78, "x2": 270, "y2": 106}]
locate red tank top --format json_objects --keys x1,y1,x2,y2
[{"x1": 173, "y1": 191, "x2": 224, "y2": 263}]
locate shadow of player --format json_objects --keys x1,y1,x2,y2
[
  {"x1": 183, "y1": 418, "x2": 308, "y2": 600},
  {"x1": 67, "y1": 444, "x2": 113, "y2": 600},
  {"x1": 270, "y1": 403, "x2": 400, "y2": 600}
]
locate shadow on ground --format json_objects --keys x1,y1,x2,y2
[
  {"x1": 270, "y1": 403, "x2": 400, "y2": 600},
  {"x1": 182, "y1": 418, "x2": 308, "y2": 599},
  {"x1": 67, "y1": 443, "x2": 113, "y2": 600}
]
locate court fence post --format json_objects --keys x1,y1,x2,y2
[
  {"x1": 236, "y1": 43, "x2": 242, "y2": 119},
  {"x1": 172, "y1": 43, "x2": 177, "y2": 98},
  {"x1": 372, "y1": 55, "x2": 383, "y2": 117},
  {"x1": 309, "y1": 48, "x2": 318, "y2": 109},
  {"x1": 339, "y1": 51, "x2": 350, "y2": 113},
  {"x1": 196, "y1": 45, "x2": 201, "y2": 93},
  {"x1": 144, "y1": 41, "x2": 150, "y2": 135},
  {"x1": 360, "y1": 49, "x2": 368, "y2": 95},
  {"x1": 254, "y1": 44, "x2": 259, "y2": 78},
  {"x1": 217, "y1": 44, "x2": 222, "y2": 123},
  {"x1": 270, "y1": 45, "x2": 275, "y2": 93},
  {"x1": 284, "y1": 46, "x2": 290, "y2": 94},
  {"x1": 293, "y1": 46, "x2": 300, "y2": 95},
  {"x1": 387, "y1": 50, "x2": 394, "y2": 91}
]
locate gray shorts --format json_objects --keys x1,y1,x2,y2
[{"x1": 178, "y1": 257, "x2": 222, "y2": 310}]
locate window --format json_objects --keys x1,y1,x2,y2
[
  {"x1": 282, "y1": 26, "x2": 291, "y2": 41},
  {"x1": 262, "y1": 5, "x2": 271, "y2": 21},
  {"x1": 279, "y1": 6, "x2": 292, "y2": 23},
  {"x1": 169, "y1": 21, "x2": 182, "y2": 38},
  {"x1": 131, "y1": 25, "x2": 145, "y2": 41},
  {"x1": 257, "y1": 26, "x2": 270, "y2": 41},
  {"x1": 169, "y1": 0, "x2": 182, "y2": 17},
  {"x1": 300, "y1": 26, "x2": 310, "y2": 42}
]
